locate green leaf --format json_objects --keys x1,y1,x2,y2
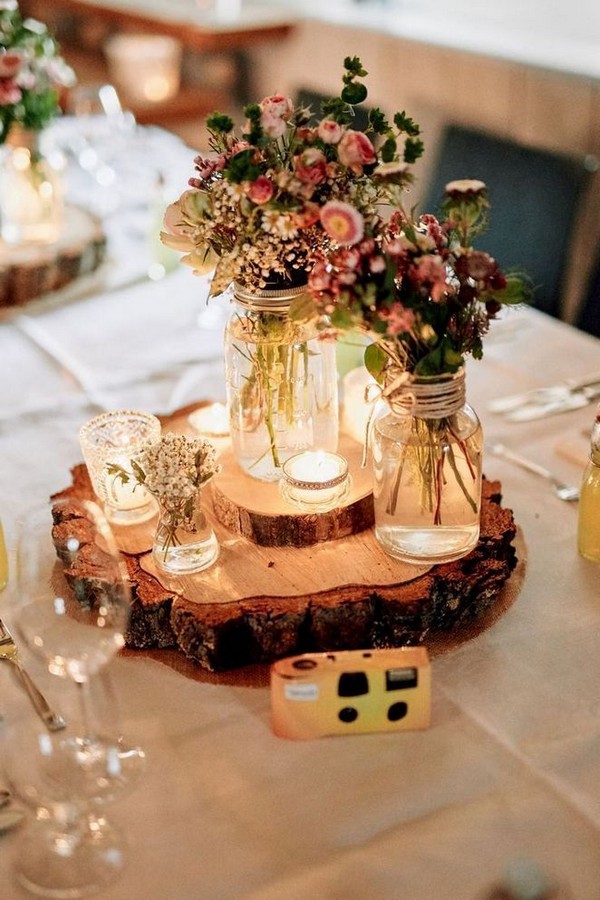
[
  {"x1": 322, "y1": 97, "x2": 354, "y2": 124},
  {"x1": 223, "y1": 148, "x2": 262, "y2": 184},
  {"x1": 206, "y1": 112, "x2": 234, "y2": 134},
  {"x1": 367, "y1": 108, "x2": 389, "y2": 135},
  {"x1": 341, "y1": 82, "x2": 368, "y2": 106},
  {"x1": 364, "y1": 342, "x2": 388, "y2": 383},
  {"x1": 343, "y1": 56, "x2": 368, "y2": 78},
  {"x1": 403, "y1": 137, "x2": 425, "y2": 164},
  {"x1": 381, "y1": 136, "x2": 397, "y2": 163},
  {"x1": 393, "y1": 111, "x2": 421, "y2": 137}
]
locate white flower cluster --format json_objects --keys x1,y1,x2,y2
[{"x1": 136, "y1": 432, "x2": 220, "y2": 514}]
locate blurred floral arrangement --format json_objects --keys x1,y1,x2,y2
[
  {"x1": 161, "y1": 56, "x2": 424, "y2": 296},
  {"x1": 0, "y1": 0, "x2": 75, "y2": 143},
  {"x1": 295, "y1": 178, "x2": 532, "y2": 383}
]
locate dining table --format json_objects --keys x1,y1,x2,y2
[{"x1": 1, "y1": 118, "x2": 600, "y2": 900}]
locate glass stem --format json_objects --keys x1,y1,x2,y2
[{"x1": 75, "y1": 679, "x2": 96, "y2": 744}]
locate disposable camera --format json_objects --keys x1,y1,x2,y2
[{"x1": 271, "y1": 647, "x2": 430, "y2": 740}]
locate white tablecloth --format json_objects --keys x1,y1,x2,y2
[{"x1": 1, "y1": 125, "x2": 600, "y2": 899}]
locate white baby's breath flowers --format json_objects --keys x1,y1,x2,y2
[{"x1": 135, "y1": 433, "x2": 220, "y2": 516}]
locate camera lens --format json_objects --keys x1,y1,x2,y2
[
  {"x1": 387, "y1": 702, "x2": 408, "y2": 721},
  {"x1": 292, "y1": 658, "x2": 317, "y2": 670}
]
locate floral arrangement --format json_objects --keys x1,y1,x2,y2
[
  {"x1": 108, "y1": 433, "x2": 220, "y2": 556},
  {"x1": 293, "y1": 179, "x2": 532, "y2": 540},
  {"x1": 0, "y1": 0, "x2": 75, "y2": 143},
  {"x1": 298, "y1": 178, "x2": 531, "y2": 382},
  {"x1": 161, "y1": 56, "x2": 424, "y2": 296}
]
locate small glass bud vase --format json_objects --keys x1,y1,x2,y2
[
  {"x1": 0, "y1": 128, "x2": 64, "y2": 245},
  {"x1": 224, "y1": 281, "x2": 339, "y2": 482},
  {"x1": 152, "y1": 496, "x2": 219, "y2": 575},
  {"x1": 371, "y1": 368, "x2": 483, "y2": 565}
]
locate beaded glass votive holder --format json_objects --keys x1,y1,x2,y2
[
  {"x1": 79, "y1": 411, "x2": 161, "y2": 526},
  {"x1": 279, "y1": 450, "x2": 351, "y2": 514}
]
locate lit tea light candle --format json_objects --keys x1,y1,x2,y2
[
  {"x1": 280, "y1": 450, "x2": 350, "y2": 513},
  {"x1": 104, "y1": 34, "x2": 182, "y2": 105},
  {"x1": 188, "y1": 402, "x2": 230, "y2": 437},
  {"x1": 79, "y1": 411, "x2": 161, "y2": 526}
]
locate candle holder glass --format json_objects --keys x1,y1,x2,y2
[
  {"x1": 79, "y1": 411, "x2": 161, "y2": 526},
  {"x1": 280, "y1": 451, "x2": 351, "y2": 514}
]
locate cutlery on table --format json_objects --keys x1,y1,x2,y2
[
  {"x1": 488, "y1": 443, "x2": 580, "y2": 502},
  {"x1": 489, "y1": 373, "x2": 600, "y2": 415},
  {"x1": 0, "y1": 617, "x2": 66, "y2": 732}
]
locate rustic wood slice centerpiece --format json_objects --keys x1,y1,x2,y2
[
  {"x1": 53, "y1": 404, "x2": 520, "y2": 672},
  {"x1": 0, "y1": 205, "x2": 106, "y2": 309}
]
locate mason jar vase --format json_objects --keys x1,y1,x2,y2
[
  {"x1": 224, "y1": 283, "x2": 339, "y2": 482},
  {"x1": 371, "y1": 368, "x2": 483, "y2": 565}
]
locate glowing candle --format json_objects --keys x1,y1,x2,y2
[
  {"x1": 188, "y1": 402, "x2": 230, "y2": 437},
  {"x1": 280, "y1": 451, "x2": 350, "y2": 513},
  {"x1": 79, "y1": 411, "x2": 161, "y2": 526}
]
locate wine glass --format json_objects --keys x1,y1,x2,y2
[
  {"x1": 1, "y1": 697, "x2": 127, "y2": 899},
  {"x1": 5, "y1": 496, "x2": 141, "y2": 896}
]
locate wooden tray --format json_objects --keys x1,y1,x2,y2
[{"x1": 53, "y1": 404, "x2": 521, "y2": 672}]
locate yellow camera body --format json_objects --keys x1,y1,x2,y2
[{"x1": 271, "y1": 647, "x2": 430, "y2": 740}]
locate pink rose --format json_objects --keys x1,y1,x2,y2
[
  {"x1": 0, "y1": 51, "x2": 22, "y2": 79},
  {"x1": 294, "y1": 148, "x2": 327, "y2": 186},
  {"x1": 259, "y1": 94, "x2": 293, "y2": 120},
  {"x1": 260, "y1": 110, "x2": 287, "y2": 139},
  {"x1": 317, "y1": 119, "x2": 343, "y2": 144},
  {"x1": 337, "y1": 130, "x2": 376, "y2": 173},
  {"x1": 320, "y1": 200, "x2": 364, "y2": 246},
  {"x1": 0, "y1": 79, "x2": 21, "y2": 104},
  {"x1": 247, "y1": 175, "x2": 274, "y2": 205}
]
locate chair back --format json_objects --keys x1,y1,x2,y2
[{"x1": 422, "y1": 125, "x2": 594, "y2": 318}]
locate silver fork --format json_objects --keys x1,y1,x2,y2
[
  {"x1": 489, "y1": 444, "x2": 580, "y2": 502},
  {"x1": 0, "y1": 617, "x2": 66, "y2": 731}
]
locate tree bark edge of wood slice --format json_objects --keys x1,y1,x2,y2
[{"x1": 52, "y1": 467, "x2": 521, "y2": 673}]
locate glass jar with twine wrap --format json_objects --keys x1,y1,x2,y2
[
  {"x1": 370, "y1": 366, "x2": 482, "y2": 565},
  {"x1": 224, "y1": 280, "x2": 339, "y2": 482}
]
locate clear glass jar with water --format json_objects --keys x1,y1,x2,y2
[
  {"x1": 224, "y1": 283, "x2": 339, "y2": 482},
  {"x1": 372, "y1": 369, "x2": 482, "y2": 565}
]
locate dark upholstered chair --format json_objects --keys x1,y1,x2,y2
[
  {"x1": 577, "y1": 249, "x2": 600, "y2": 337},
  {"x1": 422, "y1": 124, "x2": 595, "y2": 319}
]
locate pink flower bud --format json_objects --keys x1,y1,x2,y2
[{"x1": 317, "y1": 119, "x2": 343, "y2": 144}]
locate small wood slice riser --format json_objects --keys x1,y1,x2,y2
[{"x1": 211, "y1": 435, "x2": 374, "y2": 547}]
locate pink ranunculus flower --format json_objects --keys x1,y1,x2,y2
[
  {"x1": 337, "y1": 129, "x2": 376, "y2": 173},
  {"x1": 260, "y1": 110, "x2": 287, "y2": 139},
  {"x1": 0, "y1": 79, "x2": 21, "y2": 104},
  {"x1": 320, "y1": 201, "x2": 364, "y2": 246},
  {"x1": 294, "y1": 147, "x2": 327, "y2": 186},
  {"x1": 317, "y1": 119, "x2": 343, "y2": 144},
  {"x1": 411, "y1": 254, "x2": 448, "y2": 302},
  {"x1": 247, "y1": 175, "x2": 274, "y2": 205},
  {"x1": 385, "y1": 303, "x2": 416, "y2": 336},
  {"x1": 0, "y1": 51, "x2": 22, "y2": 79},
  {"x1": 259, "y1": 94, "x2": 293, "y2": 121}
]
